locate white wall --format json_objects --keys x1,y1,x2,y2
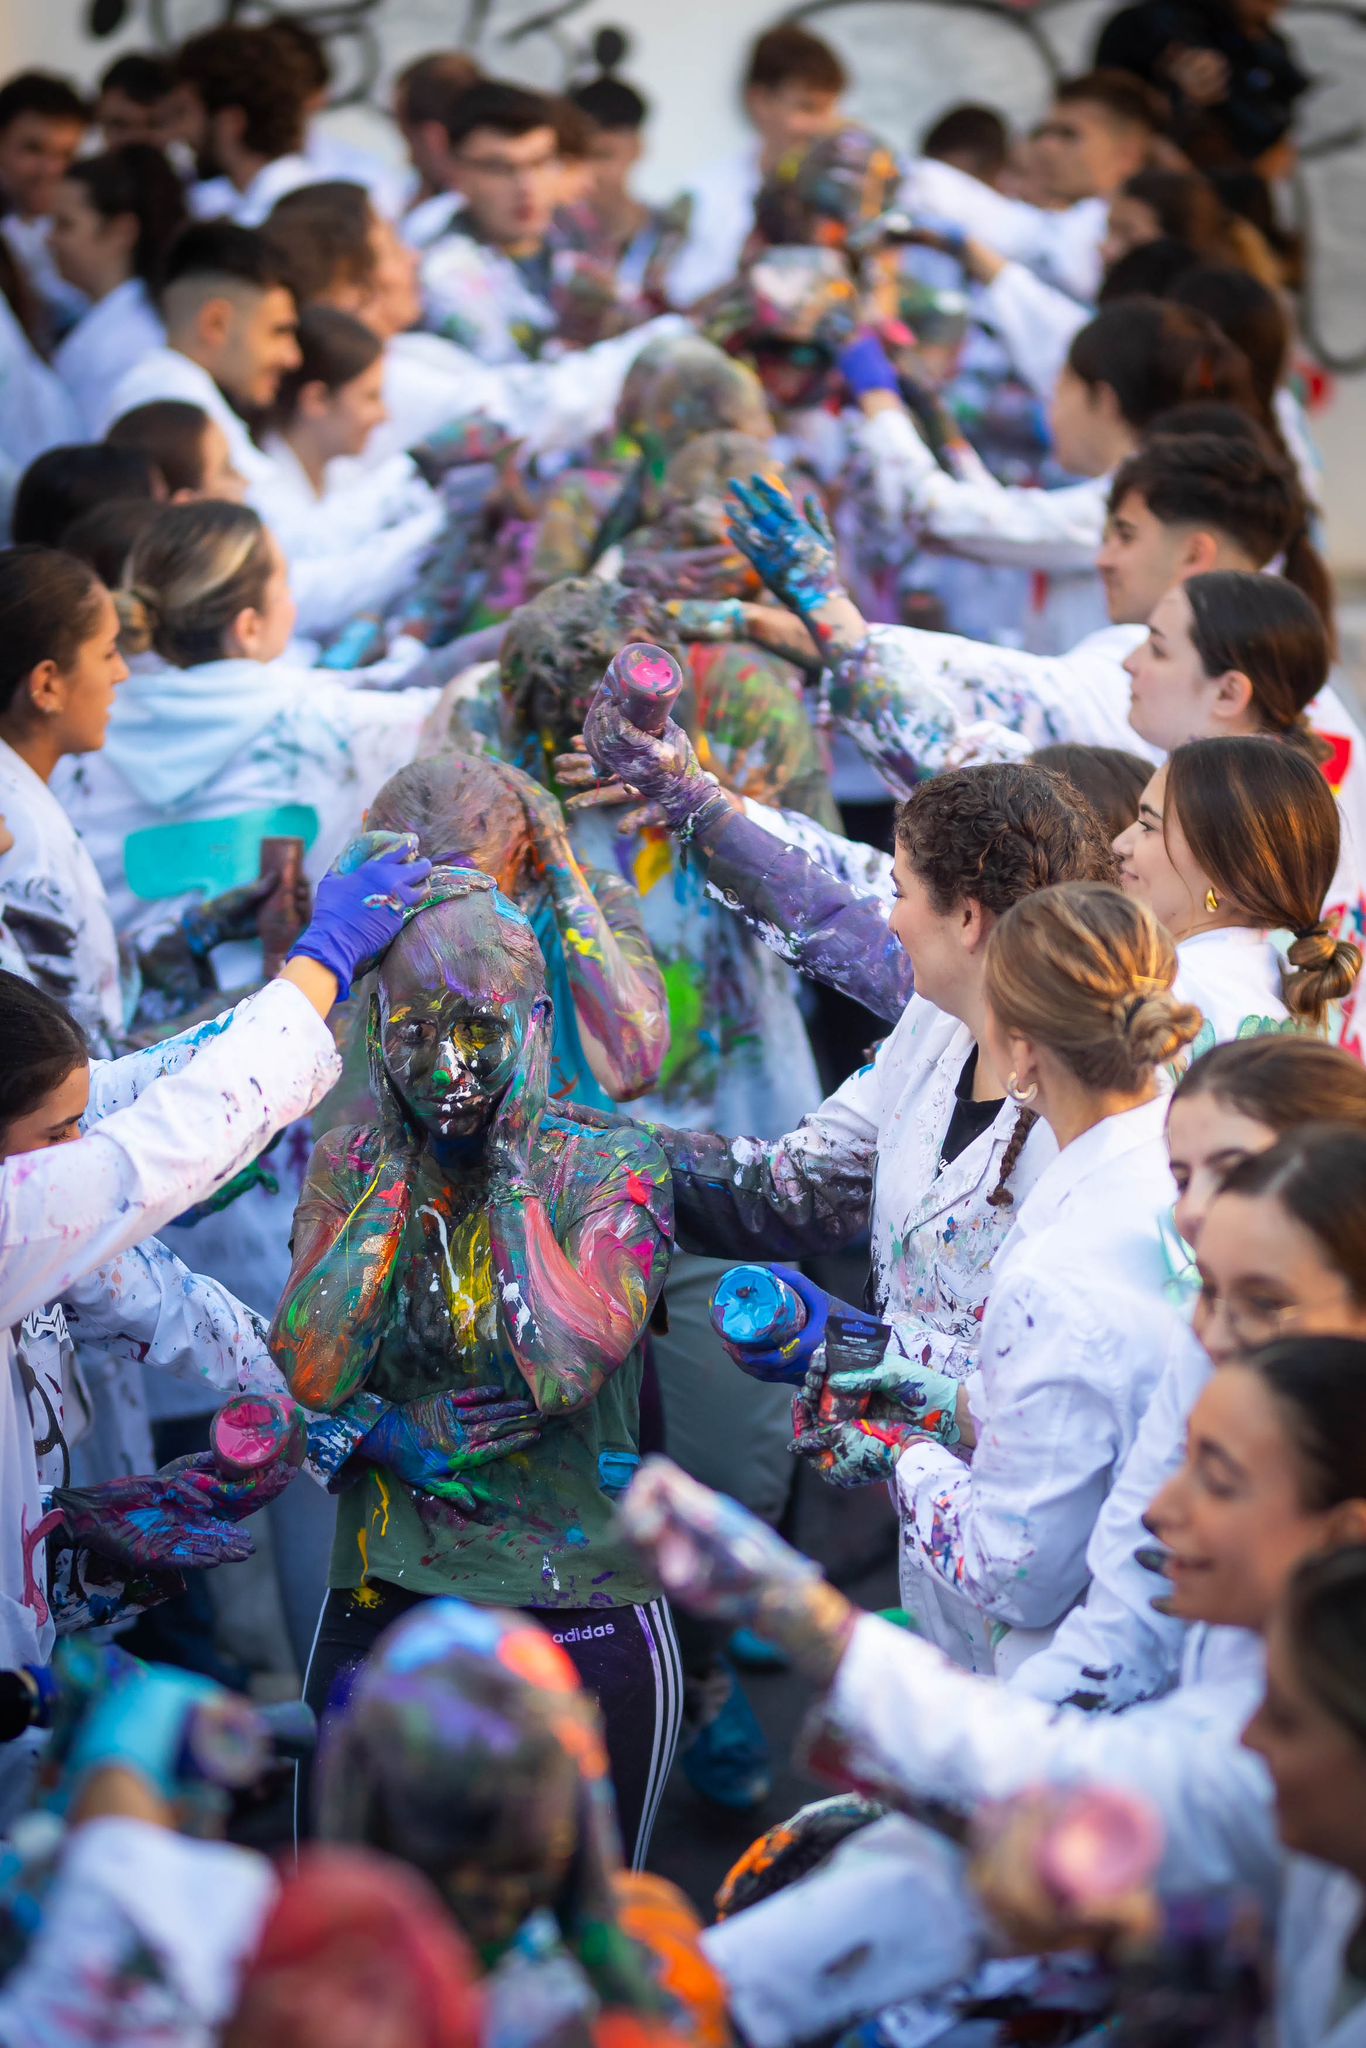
[{"x1": 7, "y1": 0, "x2": 1366, "y2": 564}]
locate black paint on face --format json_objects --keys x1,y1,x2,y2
[{"x1": 377, "y1": 896, "x2": 540, "y2": 1141}]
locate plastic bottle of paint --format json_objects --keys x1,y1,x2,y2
[
  {"x1": 709, "y1": 1264, "x2": 808, "y2": 1365},
  {"x1": 598, "y1": 641, "x2": 686, "y2": 735},
  {"x1": 208, "y1": 1390, "x2": 306, "y2": 1477}
]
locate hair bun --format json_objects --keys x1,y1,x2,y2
[
  {"x1": 592, "y1": 25, "x2": 629, "y2": 72},
  {"x1": 1118, "y1": 989, "x2": 1204, "y2": 1069},
  {"x1": 1289, "y1": 922, "x2": 1338, "y2": 970},
  {"x1": 114, "y1": 583, "x2": 159, "y2": 655}
]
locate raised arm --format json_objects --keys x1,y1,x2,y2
[
  {"x1": 517, "y1": 771, "x2": 669, "y2": 1100},
  {"x1": 577, "y1": 690, "x2": 912, "y2": 1023},
  {"x1": 485, "y1": 1005, "x2": 672, "y2": 1416}
]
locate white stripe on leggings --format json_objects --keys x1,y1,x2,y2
[{"x1": 632, "y1": 1595, "x2": 684, "y2": 1871}]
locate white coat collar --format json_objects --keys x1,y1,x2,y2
[{"x1": 1011, "y1": 1094, "x2": 1169, "y2": 1242}]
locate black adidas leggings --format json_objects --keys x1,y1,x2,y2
[{"x1": 299, "y1": 1580, "x2": 684, "y2": 1869}]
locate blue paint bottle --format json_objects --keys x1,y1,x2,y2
[{"x1": 709, "y1": 1265, "x2": 808, "y2": 1358}]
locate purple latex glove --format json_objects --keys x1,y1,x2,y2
[
  {"x1": 51, "y1": 1449, "x2": 297, "y2": 1574},
  {"x1": 287, "y1": 829, "x2": 434, "y2": 1000},
  {"x1": 838, "y1": 330, "x2": 901, "y2": 398}
]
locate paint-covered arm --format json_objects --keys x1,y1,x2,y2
[
  {"x1": 651, "y1": 1057, "x2": 879, "y2": 1260},
  {"x1": 268, "y1": 1123, "x2": 413, "y2": 1413},
  {"x1": 486, "y1": 1008, "x2": 672, "y2": 1415},
  {"x1": 579, "y1": 687, "x2": 910, "y2": 1022},
  {"x1": 519, "y1": 773, "x2": 669, "y2": 1100}
]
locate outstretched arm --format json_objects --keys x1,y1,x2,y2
[
  {"x1": 485, "y1": 1004, "x2": 672, "y2": 1415},
  {"x1": 577, "y1": 692, "x2": 912, "y2": 1023}
]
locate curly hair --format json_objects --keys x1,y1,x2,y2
[
  {"x1": 894, "y1": 761, "x2": 1119, "y2": 916},
  {"x1": 177, "y1": 25, "x2": 311, "y2": 160}
]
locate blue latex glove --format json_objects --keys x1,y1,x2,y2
[
  {"x1": 62, "y1": 1663, "x2": 247, "y2": 1803},
  {"x1": 838, "y1": 330, "x2": 901, "y2": 398},
  {"x1": 722, "y1": 1266, "x2": 834, "y2": 1386},
  {"x1": 287, "y1": 829, "x2": 433, "y2": 1000}
]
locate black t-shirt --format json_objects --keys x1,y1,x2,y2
[
  {"x1": 940, "y1": 1045, "x2": 1004, "y2": 1170},
  {"x1": 1094, "y1": 0, "x2": 1309, "y2": 158}
]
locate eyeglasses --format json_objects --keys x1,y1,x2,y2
[
  {"x1": 1196, "y1": 1286, "x2": 1305, "y2": 1353},
  {"x1": 456, "y1": 149, "x2": 560, "y2": 180}
]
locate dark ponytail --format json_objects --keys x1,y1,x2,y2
[
  {"x1": 0, "y1": 969, "x2": 88, "y2": 1148},
  {"x1": 1068, "y1": 299, "x2": 1260, "y2": 436},
  {"x1": 1182, "y1": 571, "x2": 1328, "y2": 742}
]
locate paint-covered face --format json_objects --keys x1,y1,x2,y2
[{"x1": 377, "y1": 888, "x2": 544, "y2": 1142}]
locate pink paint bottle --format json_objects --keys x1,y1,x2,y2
[
  {"x1": 599, "y1": 642, "x2": 686, "y2": 735},
  {"x1": 209, "y1": 1391, "x2": 306, "y2": 1477}
]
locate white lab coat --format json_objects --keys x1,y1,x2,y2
[
  {"x1": 829, "y1": 617, "x2": 1153, "y2": 798},
  {"x1": 813, "y1": 1605, "x2": 1277, "y2": 1897},
  {"x1": 0, "y1": 976, "x2": 342, "y2": 1674},
  {"x1": 0, "y1": 735, "x2": 126, "y2": 1054},
  {"x1": 187, "y1": 153, "x2": 318, "y2": 227},
  {"x1": 363, "y1": 313, "x2": 689, "y2": 468},
  {"x1": 854, "y1": 404, "x2": 1112, "y2": 652},
  {"x1": 0, "y1": 290, "x2": 80, "y2": 532},
  {"x1": 0, "y1": 1816, "x2": 277, "y2": 2044},
  {"x1": 1009, "y1": 1322, "x2": 1210, "y2": 1713},
  {"x1": 303, "y1": 123, "x2": 408, "y2": 218},
  {"x1": 893, "y1": 1096, "x2": 1184, "y2": 1672},
  {"x1": 101, "y1": 346, "x2": 448, "y2": 640},
  {"x1": 898, "y1": 158, "x2": 1108, "y2": 304},
  {"x1": 55, "y1": 653, "x2": 438, "y2": 948},
  {"x1": 666, "y1": 140, "x2": 763, "y2": 305},
  {"x1": 1279, "y1": 1861, "x2": 1366, "y2": 2048},
  {"x1": 53, "y1": 277, "x2": 165, "y2": 437},
  {"x1": 256, "y1": 432, "x2": 437, "y2": 554},
  {"x1": 1, "y1": 211, "x2": 88, "y2": 336},
  {"x1": 1172, "y1": 924, "x2": 1290, "y2": 1050},
  {"x1": 419, "y1": 227, "x2": 558, "y2": 364}
]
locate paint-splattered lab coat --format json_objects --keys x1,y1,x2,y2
[
  {"x1": 892, "y1": 1095, "x2": 1185, "y2": 1674},
  {"x1": 662, "y1": 991, "x2": 1055, "y2": 1371},
  {"x1": 0, "y1": 980, "x2": 341, "y2": 1679}
]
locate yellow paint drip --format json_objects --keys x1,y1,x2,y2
[
  {"x1": 633, "y1": 833, "x2": 672, "y2": 897},
  {"x1": 354, "y1": 1524, "x2": 381, "y2": 1608}
]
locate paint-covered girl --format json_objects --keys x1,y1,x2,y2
[{"x1": 271, "y1": 869, "x2": 680, "y2": 1868}]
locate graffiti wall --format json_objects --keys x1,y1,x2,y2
[{"x1": 12, "y1": 0, "x2": 1366, "y2": 561}]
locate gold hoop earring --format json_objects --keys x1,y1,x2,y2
[
  {"x1": 1205, "y1": 887, "x2": 1219, "y2": 913},
  {"x1": 1006, "y1": 1070, "x2": 1038, "y2": 1106}
]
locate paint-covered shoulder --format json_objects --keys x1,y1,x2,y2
[
  {"x1": 299, "y1": 1119, "x2": 394, "y2": 1195},
  {"x1": 549, "y1": 1114, "x2": 674, "y2": 1235}
]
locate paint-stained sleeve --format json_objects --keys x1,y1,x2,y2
[
  {"x1": 544, "y1": 855, "x2": 669, "y2": 1099},
  {"x1": 269, "y1": 1123, "x2": 412, "y2": 1413},
  {"x1": 894, "y1": 1268, "x2": 1127, "y2": 1632},
  {"x1": 61, "y1": 1236, "x2": 284, "y2": 1401},
  {"x1": 652, "y1": 1060, "x2": 879, "y2": 1260},
  {"x1": 0, "y1": 978, "x2": 340, "y2": 1331},
  {"x1": 490, "y1": 1125, "x2": 672, "y2": 1416},
  {"x1": 806, "y1": 1612, "x2": 1278, "y2": 1898},
  {"x1": 687, "y1": 797, "x2": 912, "y2": 1024}
]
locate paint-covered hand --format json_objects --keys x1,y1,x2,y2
[
  {"x1": 619, "y1": 1456, "x2": 856, "y2": 1683},
  {"x1": 789, "y1": 1390, "x2": 916, "y2": 1487},
  {"x1": 726, "y1": 474, "x2": 847, "y2": 616},
  {"x1": 720, "y1": 1265, "x2": 831, "y2": 1385},
  {"x1": 621, "y1": 541, "x2": 759, "y2": 601},
  {"x1": 288, "y1": 829, "x2": 434, "y2": 1000},
  {"x1": 358, "y1": 1384, "x2": 542, "y2": 1506},
  {"x1": 824, "y1": 1349, "x2": 963, "y2": 1448},
  {"x1": 487, "y1": 995, "x2": 552, "y2": 1201},
  {"x1": 581, "y1": 686, "x2": 720, "y2": 835},
  {"x1": 50, "y1": 1452, "x2": 291, "y2": 1574},
  {"x1": 64, "y1": 1660, "x2": 263, "y2": 1808}
]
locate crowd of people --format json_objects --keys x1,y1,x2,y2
[{"x1": 1, "y1": 1, "x2": 1364, "y2": 2041}]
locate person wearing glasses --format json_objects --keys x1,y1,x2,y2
[{"x1": 416, "y1": 81, "x2": 569, "y2": 365}]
